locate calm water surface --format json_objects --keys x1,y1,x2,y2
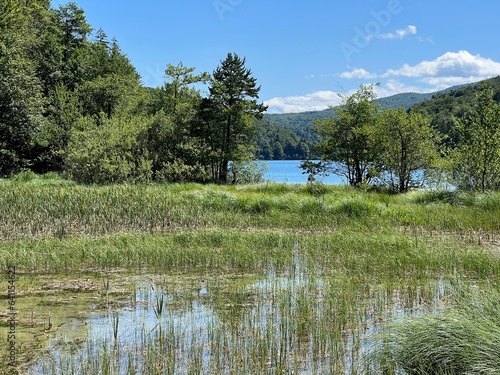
[{"x1": 262, "y1": 160, "x2": 344, "y2": 184}]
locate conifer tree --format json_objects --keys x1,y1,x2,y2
[{"x1": 204, "y1": 53, "x2": 267, "y2": 183}]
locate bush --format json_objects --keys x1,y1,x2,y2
[
  {"x1": 64, "y1": 114, "x2": 152, "y2": 184},
  {"x1": 228, "y1": 160, "x2": 267, "y2": 184}
]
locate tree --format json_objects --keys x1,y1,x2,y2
[
  {"x1": 52, "y1": 2, "x2": 92, "y2": 90},
  {"x1": 203, "y1": 53, "x2": 267, "y2": 183},
  {"x1": 374, "y1": 108, "x2": 440, "y2": 192},
  {"x1": 145, "y1": 62, "x2": 210, "y2": 182},
  {"x1": 163, "y1": 61, "x2": 209, "y2": 114},
  {"x1": 452, "y1": 87, "x2": 500, "y2": 192},
  {"x1": 314, "y1": 84, "x2": 379, "y2": 186},
  {"x1": 0, "y1": 0, "x2": 47, "y2": 176},
  {"x1": 78, "y1": 37, "x2": 141, "y2": 119}
]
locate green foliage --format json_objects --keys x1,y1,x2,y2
[
  {"x1": 228, "y1": 160, "x2": 267, "y2": 184},
  {"x1": 203, "y1": 53, "x2": 267, "y2": 183},
  {"x1": 299, "y1": 160, "x2": 328, "y2": 183},
  {"x1": 254, "y1": 118, "x2": 313, "y2": 160},
  {"x1": 51, "y1": 2, "x2": 92, "y2": 90},
  {"x1": 451, "y1": 87, "x2": 500, "y2": 192},
  {"x1": 374, "y1": 108, "x2": 441, "y2": 192},
  {"x1": 0, "y1": 0, "x2": 48, "y2": 176},
  {"x1": 411, "y1": 76, "x2": 500, "y2": 145},
  {"x1": 144, "y1": 63, "x2": 211, "y2": 183},
  {"x1": 64, "y1": 115, "x2": 152, "y2": 184},
  {"x1": 314, "y1": 84, "x2": 380, "y2": 186}
]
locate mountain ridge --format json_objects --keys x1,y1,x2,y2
[{"x1": 261, "y1": 80, "x2": 490, "y2": 143}]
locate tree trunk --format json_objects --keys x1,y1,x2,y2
[
  {"x1": 219, "y1": 159, "x2": 228, "y2": 183},
  {"x1": 355, "y1": 159, "x2": 362, "y2": 185},
  {"x1": 217, "y1": 115, "x2": 232, "y2": 184}
]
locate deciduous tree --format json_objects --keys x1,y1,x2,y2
[
  {"x1": 314, "y1": 84, "x2": 379, "y2": 186},
  {"x1": 452, "y1": 87, "x2": 500, "y2": 192},
  {"x1": 375, "y1": 108, "x2": 440, "y2": 192}
]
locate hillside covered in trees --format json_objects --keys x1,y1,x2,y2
[
  {"x1": 410, "y1": 76, "x2": 500, "y2": 145},
  {"x1": 1, "y1": 1, "x2": 499, "y2": 189},
  {"x1": 262, "y1": 86, "x2": 473, "y2": 149}
]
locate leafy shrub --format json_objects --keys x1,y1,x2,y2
[{"x1": 64, "y1": 114, "x2": 152, "y2": 184}]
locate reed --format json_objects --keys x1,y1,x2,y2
[
  {"x1": 1, "y1": 174, "x2": 498, "y2": 374},
  {"x1": 1, "y1": 176, "x2": 499, "y2": 242},
  {"x1": 369, "y1": 283, "x2": 500, "y2": 374}
]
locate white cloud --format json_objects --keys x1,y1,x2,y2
[
  {"x1": 264, "y1": 91, "x2": 343, "y2": 113},
  {"x1": 375, "y1": 79, "x2": 430, "y2": 98},
  {"x1": 339, "y1": 68, "x2": 377, "y2": 79},
  {"x1": 383, "y1": 50, "x2": 500, "y2": 90},
  {"x1": 385, "y1": 50, "x2": 500, "y2": 78},
  {"x1": 265, "y1": 51, "x2": 500, "y2": 113},
  {"x1": 369, "y1": 25, "x2": 417, "y2": 41}
]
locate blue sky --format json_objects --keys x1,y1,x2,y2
[{"x1": 52, "y1": 0, "x2": 500, "y2": 113}]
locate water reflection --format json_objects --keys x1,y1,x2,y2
[{"x1": 24, "y1": 249, "x2": 454, "y2": 374}]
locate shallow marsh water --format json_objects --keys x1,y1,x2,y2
[{"x1": 0, "y1": 249, "x2": 458, "y2": 375}]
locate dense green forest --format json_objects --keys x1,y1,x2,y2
[
  {"x1": 0, "y1": 1, "x2": 269, "y2": 183},
  {"x1": 1, "y1": 1, "x2": 499, "y2": 189}
]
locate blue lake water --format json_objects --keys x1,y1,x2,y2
[{"x1": 262, "y1": 160, "x2": 344, "y2": 185}]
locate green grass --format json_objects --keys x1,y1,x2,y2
[
  {"x1": 0, "y1": 229, "x2": 497, "y2": 279},
  {"x1": 370, "y1": 283, "x2": 500, "y2": 374},
  {"x1": 0, "y1": 174, "x2": 499, "y2": 374},
  {"x1": 1, "y1": 177, "x2": 499, "y2": 241}
]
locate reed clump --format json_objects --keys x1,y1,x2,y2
[{"x1": 371, "y1": 284, "x2": 500, "y2": 374}]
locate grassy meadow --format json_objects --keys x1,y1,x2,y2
[{"x1": 0, "y1": 172, "x2": 499, "y2": 374}]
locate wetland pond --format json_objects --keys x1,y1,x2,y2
[{"x1": 3, "y1": 248, "x2": 453, "y2": 374}]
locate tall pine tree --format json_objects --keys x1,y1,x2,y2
[{"x1": 203, "y1": 53, "x2": 267, "y2": 183}]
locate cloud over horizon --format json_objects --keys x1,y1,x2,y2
[
  {"x1": 383, "y1": 50, "x2": 500, "y2": 88},
  {"x1": 264, "y1": 91, "x2": 343, "y2": 114},
  {"x1": 266, "y1": 51, "x2": 500, "y2": 113}
]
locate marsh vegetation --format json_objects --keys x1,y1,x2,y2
[{"x1": 0, "y1": 175, "x2": 499, "y2": 374}]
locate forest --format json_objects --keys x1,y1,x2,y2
[
  {"x1": 1, "y1": 1, "x2": 500, "y2": 190},
  {"x1": 0, "y1": 1, "x2": 270, "y2": 184}
]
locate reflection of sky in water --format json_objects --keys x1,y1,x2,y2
[{"x1": 28, "y1": 250, "x2": 453, "y2": 374}]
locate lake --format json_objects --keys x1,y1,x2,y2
[{"x1": 262, "y1": 160, "x2": 344, "y2": 184}]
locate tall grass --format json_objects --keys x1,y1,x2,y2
[
  {"x1": 369, "y1": 283, "x2": 500, "y2": 374},
  {"x1": 0, "y1": 229, "x2": 497, "y2": 278},
  {"x1": 1, "y1": 176, "x2": 499, "y2": 241}
]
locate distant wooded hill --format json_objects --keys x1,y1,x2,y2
[
  {"x1": 256, "y1": 77, "x2": 500, "y2": 159},
  {"x1": 410, "y1": 76, "x2": 500, "y2": 145}
]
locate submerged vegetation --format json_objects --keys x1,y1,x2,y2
[{"x1": 0, "y1": 175, "x2": 498, "y2": 373}]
